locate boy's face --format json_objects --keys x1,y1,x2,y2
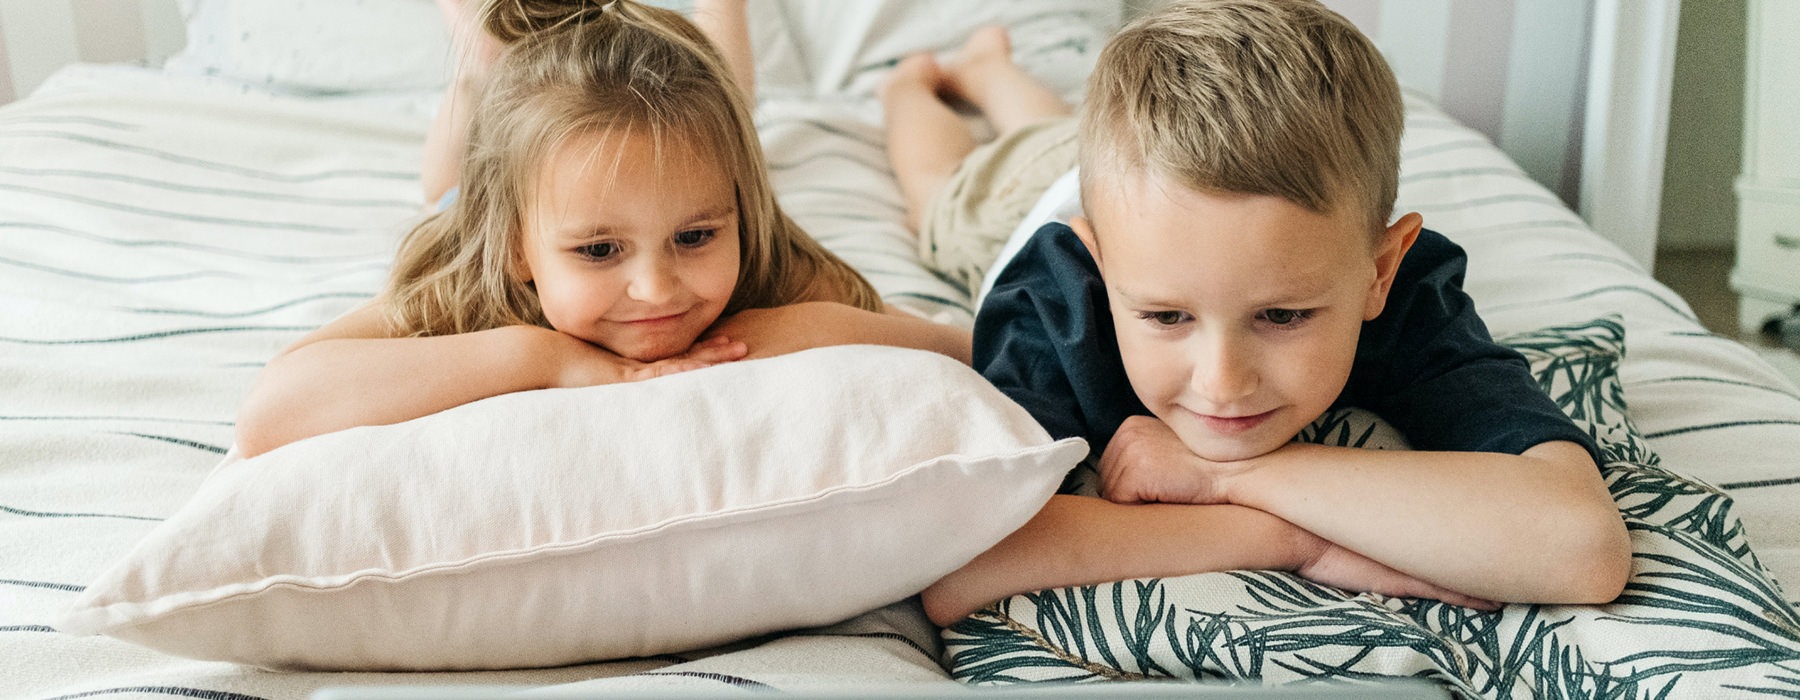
[{"x1": 1075, "y1": 174, "x2": 1418, "y2": 463}]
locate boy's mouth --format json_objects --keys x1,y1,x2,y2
[{"x1": 1190, "y1": 408, "x2": 1276, "y2": 435}]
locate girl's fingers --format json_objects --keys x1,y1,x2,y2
[
  {"x1": 642, "y1": 360, "x2": 713, "y2": 380},
  {"x1": 686, "y1": 339, "x2": 748, "y2": 362}
]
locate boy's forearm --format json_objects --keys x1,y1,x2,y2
[
  {"x1": 1225, "y1": 441, "x2": 1630, "y2": 603},
  {"x1": 919, "y1": 495, "x2": 1313, "y2": 626}
]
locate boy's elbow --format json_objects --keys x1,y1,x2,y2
[
  {"x1": 1551, "y1": 508, "x2": 1634, "y2": 604},
  {"x1": 919, "y1": 577, "x2": 980, "y2": 628}
]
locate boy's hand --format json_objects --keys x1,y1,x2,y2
[
  {"x1": 1099, "y1": 415, "x2": 1237, "y2": 505},
  {"x1": 1297, "y1": 539, "x2": 1501, "y2": 611}
]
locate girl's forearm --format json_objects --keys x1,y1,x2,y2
[
  {"x1": 234, "y1": 325, "x2": 557, "y2": 458},
  {"x1": 1226, "y1": 441, "x2": 1630, "y2": 604},
  {"x1": 874, "y1": 306, "x2": 973, "y2": 364},
  {"x1": 919, "y1": 496, "x2": 1312, "y2": 626}
]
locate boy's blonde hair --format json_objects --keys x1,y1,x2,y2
[
  {"x1": 1079, "y1": 0, "x2": 1403, "y2": 233},
  {"x1": 387, "y1": 0, "x2": 880, "y2": 337}
]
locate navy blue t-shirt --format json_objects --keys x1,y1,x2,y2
[{"x1": 974, "y1": 222, "x2": 1600, "y2": 464}]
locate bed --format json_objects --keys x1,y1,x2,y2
[{"x1": 4, "y1": 1, "x2": 1799, "y2": 698}]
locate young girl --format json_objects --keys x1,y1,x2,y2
[{"x1": 234, "y1": 0, "x2": 971, "y2": 458}]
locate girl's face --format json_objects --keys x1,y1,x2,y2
[{"x1": 518, "y1": 129, "x2": 741, "y2": 362}]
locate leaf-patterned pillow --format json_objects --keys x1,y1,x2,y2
[{"x1": 942, "y1": 316, "x2": 1800, "y2": 698}]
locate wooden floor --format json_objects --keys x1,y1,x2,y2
[
  {"x1": 1655, "y1": 248, "x2": 1740, "y2": 335},
  {"x1": 1655, "y1": 247, "x2": 1800, "y2": 388}
]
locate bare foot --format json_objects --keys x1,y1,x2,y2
[
  {"x1": 939, "y1": 26, "x2": 1015, "y2": 103},
  {"x1": 437, "y1": 0, "x2": 503, "y2": 77},
  {"x1": 879, "y1": 53, "x2": 947, "y2": 104}
]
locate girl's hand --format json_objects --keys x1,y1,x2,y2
[
  {"x1": 548, "y1": 331, "x2": 747, "y2": 388},
  {"x1": 1296, "y1": 538, "x2": 1502, "y2": 611},
  {"x1": 1099, "y1": 415, "x2": 1239, "y2": 505}
]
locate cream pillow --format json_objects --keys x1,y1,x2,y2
[
  {"x1": 58, "y1": 345, "x2": 1084, "y2": 671},
  {"x1": 164, "y1": 0, "x2": 453, "y2": 95}
]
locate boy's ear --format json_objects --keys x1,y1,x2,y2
[
  {"x1": 1362, "y1": 211, "x2": 1422, "y2": 320},
  {"x1": 1070, "y1": 215, "x2": 1103, "y2": 271}
]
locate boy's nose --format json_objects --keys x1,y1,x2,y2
[{"x1": 1192, "y1": 336, "x2": 1258, "y2": 405}]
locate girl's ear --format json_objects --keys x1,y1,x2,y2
[
  {"x1": 511, "y1": 228, "x2": 534, "y2": 284},
  {"x1": 1070, "y1": 215, "x2": 1103, "y2": 272},
  {"x1": 1363, "y1": 211, "x2": 1422, "y2": 320}
]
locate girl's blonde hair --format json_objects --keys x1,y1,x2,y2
[{"x1": 387, "y1": 0, "x2": 880, "y2": 337}]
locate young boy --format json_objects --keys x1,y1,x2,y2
[{"x1": 880, "y1": 0, "x2": 1633, "y2": 626}]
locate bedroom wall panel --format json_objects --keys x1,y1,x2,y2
[
  {"x1": 0, "y1": 12, "x2": 12, "y2": 105},
  {"x1": 1322, "y1": 0, "x2": 1593, "y2": 210},
  {"x1": 4, "y1": 0, "x2": 1598, "y2": 213},
  {"x1": 0, "y1": 1, "x2": 78, "y2": 105},
  {"x1": 1324, "y1": 0, "x2": 1685, "y2": 271},
  {"x1": 1659, "y1": 0, "x2": 1745, "y2": 251},
  {"x1": 4, "y1": 0, "x2": 1679, "y2": 265},
  {"x1": 0, "y1": 0, "x2": 182, "y2": 105}
]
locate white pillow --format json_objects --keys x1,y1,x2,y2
[
  {"x1": 770, "y1": 0, "x2": 1125, "y2": 98},
  {"x1": 163, "y1": 0, "x2": 453, "y2": 94},
  {"x1": 58, "y1": 345, "x2": 1084, "y2": 671}
]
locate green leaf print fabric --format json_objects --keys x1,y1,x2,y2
[{"x1": 942, "y1": 317, "x2": 1800, "y2": 698}]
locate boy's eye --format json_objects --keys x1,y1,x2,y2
[
  {"x1": 1136, "y1": 310, "x2": 1191, "y2": 327},
  {"x1": 674, "y1": 229, "x2": 715, "y2": 247},
  {"x1": 577, "y1": 241, "x2": 619, "y2": 260},
  {"x1": 1258, "y1": 308, "x2": 1313, "y2": 327}
]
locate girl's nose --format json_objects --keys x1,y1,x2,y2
[{"x1": 626, "y1": 254, "x2": 679, "y2": 304}]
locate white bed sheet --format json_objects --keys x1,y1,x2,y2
[
  {"x1": 3, "y1": 29, "x2": 1799, "y2": 700},
  {"x1": 0, "y1": 66, "x2": 958, "y2": 699}
]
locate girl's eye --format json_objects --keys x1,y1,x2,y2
[
  {"x1": 674, "y1": 229, "x2": 716, "y2": 248},
  {"x1": 1135, "y1": 310, "x2": 1191, "y2": 328},
  {"x1": 1258, "y1": 308, "x2": 1313, "y2": 327},
  {"x1": 576, "y1": 241, "x2": 619, "y2": 260}
]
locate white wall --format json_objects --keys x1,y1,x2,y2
[
  {"x1": 1325, "y1": 0, "x2": 1594, "y2": 209},
  {"x1": 0, "y1": 0, "x2": 183, "y2": 104},
  {"x1": 4, "y1": 0, "x2": 1599, "y2": 211},
  {"x1": 1658, "y1": 0, "x2": 1746, "y2": 251},
  {"x1": 9, "y1": 0, "x2": 1715, "y2": 258}
]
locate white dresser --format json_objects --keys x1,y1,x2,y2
[{"x1": 1732, "y1": 0, "x2": 1800, "y2": 331}]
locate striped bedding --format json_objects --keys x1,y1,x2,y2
[
  {"x1": 0, "y1": 65, "x2": 964, "y2": 699},
  {"x1": 3, "y1": 46, "x2": 1799, "y2": 700},
  {"x1": 1389, "y1": 93, "x2": 1800, "y2": 603}
]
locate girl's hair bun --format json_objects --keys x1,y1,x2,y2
[{"x1": 482, "y1": 0, "x2": 630, "y2": 44}]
